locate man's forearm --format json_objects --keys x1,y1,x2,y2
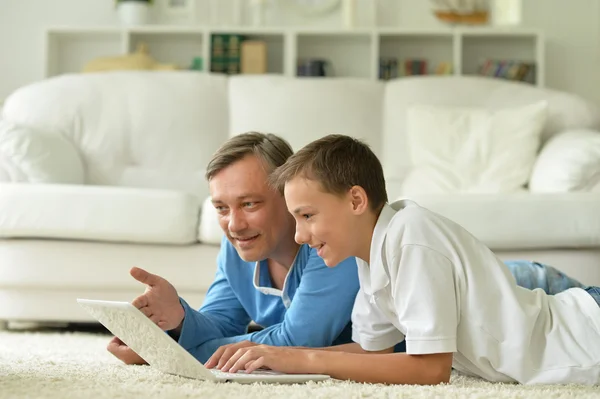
[{"x1": 305, "y1": 351, "x2": 452, "y2": 385}]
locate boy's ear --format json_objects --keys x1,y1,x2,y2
[{"x1": 348, "y1": 186, "x2": 369, "y2": 215}]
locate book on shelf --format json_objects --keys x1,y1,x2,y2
[
  {"x1": 478, "y1": 59, "x2": 536, "y2": 84},
  {"x1": 210, "y1": 34, "x2": 246, "y2": 75},
  {"x1": 379, "y1": 58, "x2": 452, "y2": 80}
]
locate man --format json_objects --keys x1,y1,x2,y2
[
  {"x1": 108, "y1": 132, "x2": 585, "y2": 367},
  {"x1": 107, "y1": 132, "x2": 360, "y2": 365}
]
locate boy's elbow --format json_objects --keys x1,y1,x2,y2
[
  {"x1": 430, "y1": 365, "x2": 452, "y2": 385},
  {"x1": 426, "y1": 356, "x2": 452, "y2": 385}
]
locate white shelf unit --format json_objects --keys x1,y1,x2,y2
[{"x1": 45, "y1": 26, "x2": 545, "y2": 86}]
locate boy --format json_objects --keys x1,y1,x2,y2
[{"x1": 215, "y1": 134, "x2": 600, "y2": 386}]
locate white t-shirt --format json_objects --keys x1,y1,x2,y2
[{"x1": 351, "y1": 200, "x2": 600, "y2": 385}]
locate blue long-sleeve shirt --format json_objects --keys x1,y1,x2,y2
[{"x1": 176, "y1": 237, "x2": 360, "y2": 363}]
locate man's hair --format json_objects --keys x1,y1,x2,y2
[
  {"x1": 205, "y1": 132, "x2": 294, "y2": 181},
  {"x1": 270, "y1": 134, "x2": 388, "y2": 212}
]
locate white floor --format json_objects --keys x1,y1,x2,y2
[{"x1": 1, "y1": 328, "x2": 599, "y2": 399}]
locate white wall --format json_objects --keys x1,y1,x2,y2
[{"x1": 1, "y1": 0, "x2": 599, "y2": 106}]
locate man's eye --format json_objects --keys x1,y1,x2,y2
[
  {"x1": 215, "y1": 206, "x2": 227, "y2": 213},
  {"x1": 303, "y1": 214, "x2": 312, "y2": 220},
  {"x1": 243, "y1": 202, "x2": 256, "y2": 208}
]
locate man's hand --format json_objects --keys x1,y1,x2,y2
[
  {"x1": 205, "y1": 340, "x2": 258, "y2": 370},
  {"x1": 106, "y1": 336, "x2": 147, "y2": 365},
  {"x1": 130, "y1": 266, "x2": 185, "y2": 331},
  {"x1": 220, "y1": 345, "x2": 313, "y2": 374}
]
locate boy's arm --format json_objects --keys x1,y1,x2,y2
[
  {"x1": 204, "y1": 251, "x2": 360, "y2": 366},
  {"x1": 221, "y1": 345, "x2": 452, "y2": 385},
  {"x1": 317, "y1": 342, "x2": 386, "y2": 353},
  {"x1": 309, "y1": 350, "x2": 453, "y2": 385}
]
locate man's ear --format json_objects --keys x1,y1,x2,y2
[{"x1": 348, "y1": 186, "x2": 369, "y2": 215}]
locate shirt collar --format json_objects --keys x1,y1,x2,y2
[
  {"x1": 359, "y1": 202, "x2": 399, "y2": 296},
  {"x1": 252, "y1": 248, "x2": 301, "y2": 308}
]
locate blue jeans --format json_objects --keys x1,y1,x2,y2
[
  {"x1": 504, "y1": 260, "x2": 586, "y2": 295},
  {"x1": 584, "y1": 286, "x2": 600, "y2": 308}
]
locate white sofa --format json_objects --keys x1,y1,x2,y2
[{"x1": 1, "y1": 71, "x2": 600, "y2": 328}]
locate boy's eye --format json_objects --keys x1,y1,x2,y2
[{"x1": 303, "y1": 214, "x2": 313, "y2": 220}]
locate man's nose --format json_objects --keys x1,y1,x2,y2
[{"x1": 228, "y1": 209, "x2": 248, "y2": 233}]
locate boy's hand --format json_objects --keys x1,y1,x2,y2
[
  {"x1": 106, "y1": 336, "x2": 147, "y2": 365},
  {"x1": 130, "y1": 266, "x2": 185, "y2": 331},
  {"x1": 205, "y1": 340, "x2": 258, "y2": 369},
  {"x1": 220, "y1": 345, "x2": 312, "y2": 374}
]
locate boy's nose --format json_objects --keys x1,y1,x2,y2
[{"x1": 294, "y1": 227, "x2": 309, "y2": 245}]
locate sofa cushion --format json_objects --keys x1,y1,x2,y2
[
  {"x1": 382, "y1": 76, "x2": 600, "y2": 182},
  {"x1": 0, "y1": 120, "x2": 84, "y2": 184},
  {"x1": 1, "y1": 71, "x2": 228, "y2": 197},
  {"x1": 401, "y1": 192, "x2": 600, "y2": 249},
  {"x1": 228, "y1": 75, "x2": 384, "y2": 156},
  {"x1": 0, "y1": 239, "x2": 219, "y2": 293},
  {"x1": 0, "y1": 183, "x2": 201, "y2": 245},
  {"x1": 529, "y1": 130, "x2": 600, "y2": 193},
  {"x1": 400, "y1": 102, "x2": 547, "y2": 195},
  {"x1": 198, "y1": 195, "x2": 224, "y2": 245}
]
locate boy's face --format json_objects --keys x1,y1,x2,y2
[
  {"x1": 209, "y1": 155, "x2": 295, "y2": 262},
  {"x1": 284, "y1": 176, "x2": 357, "y2": 267}
]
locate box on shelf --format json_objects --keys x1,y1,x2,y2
[{"x1": 241, "y1": 40, "x2": 267, "y2": 74}]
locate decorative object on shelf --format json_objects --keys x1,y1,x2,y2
[
  {"x1": 250, "y1": 0, "x2": 268, "y2": 26},
  {"x1": 160, "y1": 0, "x2": 195, "y2": 23},
  {"x1": 283, "y1": 0, "x2": 341, "y2": 16},
  {"x1": 430, "y1": 0, "x2": 490, "y2": 25},
  {"x1": 206, "y1": 0, "x2": 243, "y2": 26},
  {"x1": 115, "y1": 0, "x2": 153, "y2": 26},
  {"x1": 189, "y1": 56, "x2": 204, "y2": 71},
  {"x1": 403, "y1": 59, "x2": 428, "y2": 76},
  {"x1": 341, "y1": 0, "x2": 356, "y2": 28},
  {"x1": 241, "y1": 41, "x2": 268, "y2": 74},
  {"x1": 379, "y1": 57, "x2": 398, "y2": 80},
  {"x1": 297, "y1": 59, "x2": 333, "y2": 77},
  {"x1": 434, "y1": 62, "x2": 453, "y2": 75},
  {"x1": 82, "y1": 43, "x2": 177, "y2": 73}
]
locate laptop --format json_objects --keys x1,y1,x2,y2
[{"x1": 77, "y1": 298, "x2": 330, "y2": 384}]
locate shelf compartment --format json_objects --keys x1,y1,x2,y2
[
  {"x1": 378, "y1": 33, "x2": 454, "y2": 79},
  {"x1": 296, "y1": 33, "x2": 373, "y2": 78},
  {"x1": 461, "y1": 33, "x2": 538, "y2": 84},
  {"x1": 46, "y1": 30, "x2": 124, "y2": 77},
  {"x1": 129, "y1": 32, "x2": 205, "y2": 71}
]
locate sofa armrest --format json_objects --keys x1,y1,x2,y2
[
  {"x1": 0, "y1": 120, "x2": 84, "y2": 184},
  {"x1": 529, "y1": 129, "x2": 600, "y2": 193},
  {"x1": 0, "y1": 183, "x2": 201, "y2": 245}
]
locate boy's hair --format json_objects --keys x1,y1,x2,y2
[
  {"x1": 205, "y1": 132, "x2": 294, "y2": 181},
  {"x1": 270, "y1": 134, "x2": 388, "y2": 212}
]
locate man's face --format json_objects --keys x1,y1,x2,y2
[
  {"x1": 284, "y1": 177, "x2": 356, "y2": 267},
  {"x1": 209, "y1": 155, "x2": 294, "y2": 262}
]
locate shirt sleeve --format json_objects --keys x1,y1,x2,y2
[
  {"x1": 177, "y1": 245, "x2": 252, "y2": 361},
  {"x1": 194, "y1": 249, "x2": 360, "y2": 362},
  {"x1": 351, "y1": 289, "x2": 405, "y2": 351},
  {"x1": 393, "y1": 244, "x2": 458, "y2": 355}
]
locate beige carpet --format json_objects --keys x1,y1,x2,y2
[{"x1": 1, "y1": 329, "x2": 599, "y2": 399}]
